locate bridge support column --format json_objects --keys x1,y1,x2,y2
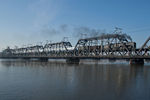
[
  {"x1": 130, "y1": 59, "x2": 144, "y2": 65},
  {"x1": 39, "y1": 58, "x2": 48, "y2": 61},
  {"x1": 22, "y1": 57, "x2": 31, "y2": 60},
  {"x1": 66, "y1": 58, "x2": 80, "y2": 64}
]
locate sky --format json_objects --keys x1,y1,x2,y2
[{"x1": 0, "y1": 0, "x2": 150, "y2": 50}]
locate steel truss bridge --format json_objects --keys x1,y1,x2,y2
[{"x1": 1, "y1": 30, "x2": 150, "y2": 64}]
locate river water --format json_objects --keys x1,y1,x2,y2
[{"x1": 0, "y1": 59, "x2": 150, "y2": 100}]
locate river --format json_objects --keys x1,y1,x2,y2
[{"x1": 0, "y1": 59, "x2": 150, "y2": 100}]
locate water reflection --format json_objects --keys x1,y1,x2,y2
[{"x1": 0, "y1": 60, "x2": 150, "y2": 100}]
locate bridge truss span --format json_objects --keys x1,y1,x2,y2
[
  {"x1": 74, "y1": 33, "x2": 136, "y2": 57},
  {"x1": 1, "y1": 29, "x2": 150, "y2": 64}
]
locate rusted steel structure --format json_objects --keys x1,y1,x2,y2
[
  {"x1": 138, "y1": 37, "x2": 150, "y2": 56},
  {"x1": 1, "y1": 29, "x2": 150, "y2": 64},
  {"x1": 1, "y1": 35, "x2": 150, "y2": 57},
  {"x1": 43, "y1": 41, "x2": 73, "y2": 56},
  {"x1": 74, "y1": 33, "x2": 136, "y2": 56},
  {"x1": 3, "y1": 41, "x2": 73, "y2": 57}
]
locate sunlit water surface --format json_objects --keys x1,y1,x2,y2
[{"x1": 0, "y1": 59, "x2": 150, "y2": 100}]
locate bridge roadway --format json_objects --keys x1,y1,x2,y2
[{"x1": 1, "y1": 55, "x2": 150, "y2": 59}]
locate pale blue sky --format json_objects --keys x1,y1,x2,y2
[{"x1": 0, "y1": 0, "x2": 150, "y2": 50}]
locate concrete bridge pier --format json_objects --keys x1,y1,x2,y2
[
  {"x1": 66, "y1": 58, "x2": 80, "y2": 64},
  {"x1": 130, "y1": 59, "x2": 144, "y2": 65},
  {"x1": 22, "y1": 57, "x2": 31, "y2": 60},
  {"x1": 39, "y1": 58, "x2": 49, "y2": 61}
]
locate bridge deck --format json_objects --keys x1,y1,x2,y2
[{"x1": 1, "y1": 55, "x2": 150, "y2": 60}]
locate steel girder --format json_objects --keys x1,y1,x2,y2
[
  {"x1": 139, "y1": 37, "x2": 150, "y2": 56},
  {"x1": 74, "y1": 34, "x2": 136, "y2": 56},
  {"x1": 5, "y1": 41, "x2": 73, "y2": 57},
  {"x1": 2, "y1": 34, "x2": 150, "y2": 58}
]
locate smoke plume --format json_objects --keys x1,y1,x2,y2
[{"x1": 37, "y1": 24, "x2": 132, "y2": 42}]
